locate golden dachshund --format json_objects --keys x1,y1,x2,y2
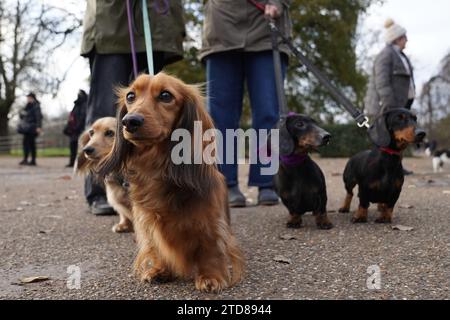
[
  {"x1": 77, "y1": 117, "x2": 133, "y2": 233},
  {"x1": 99, "y1": 73, "x2": 244, "y2": 293}
]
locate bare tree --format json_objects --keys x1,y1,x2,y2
[
  {"x1": 419, "y1": 53, "x2": 450, "y2": 140},
  {"x1": 0, "y1": 0, "x2": 81, "y2": 151}
]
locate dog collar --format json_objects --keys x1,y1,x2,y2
[
  {"x1": 379, "y1": 147, "x2": 401, "y2": 156},
  {"x1": 280, "y1": 154, "x2": 309, "y2": 166}
]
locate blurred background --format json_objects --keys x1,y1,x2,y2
[{"x1": 0, "y1": 0, "x2": 449, "y2": 157}]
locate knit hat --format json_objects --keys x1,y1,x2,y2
[{"x1": 384, "y1": 18, "x2": 407, "y2": 44}]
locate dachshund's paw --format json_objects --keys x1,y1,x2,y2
[
  {"x1": 112, "y1": 222, "x2": 133, "y2": 233},
  {"x1": 141, "y1": 267, "x2": 174, "y2": 284},
  {"x1": 317, "y1": 222, "x2": 334, "y2": 230},
  {"x1": 375, "y1": 217, "x2": 392, "y2": 224},
  {"x1": 195, "y1": 275, "x2": 227, "y2": 293},
  {"x1": 338, "y1": 208, "x2": 350, "y2": 214},
  {"x1": 287, "y1": 216, "x2": 303, "y2": 229},
  {"x1": 286, "y1": 222, "x2": 303, "y2": 229},
  {"x1": 351, "y1": 216, "x2": 368, "y2": 224}
]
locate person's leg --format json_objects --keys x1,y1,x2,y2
[
  {"x1": 20, "y1": 134, "x2": 30, "y2": 164},
  {"x1": 206, "y1": 52, "x2": 246, "y2": 207},
  {"x1": 84, "y1": 53, "x2": 134, "y2": 213},
  {"x1": 68, "y1": 139, "x2": 77, "y2": 166},
  {"x1": 207, "y1": 52, "x2": 245, "y2": 187},
  {"x1": 246, "y1": 51, "x2": 287, "y2": 204},
  {"x1": 29, "y1": 134, "x2": 37, "y2": 165}
]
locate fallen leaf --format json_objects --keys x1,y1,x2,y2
[
  {"x1": 58, "y1": 175, "x2": 72, "y2": 181},
  {"x1": 20, "y1": 276, "x2": 50, "y2": 284},
  {"x1": 399, "y1": 204, "x2": 414, "y2": 209},
  {"x1": 280, "y1": 234, "x2": 298, "y2": 241},
  {"x1": 16, "y1": 207, "x2": 24, "y2": 211},
  {"x1": 392, "y1": 225, "x2": 414, "y2": 232},
  {"x1": 331, "y1": 172, "x2": 342, "y2": 177},
  {"x1": 273, "y1": 255, "x2": 291, "y2": 264},
  {"x1": 443, "y1": 190, "x2": 450, "y2": 195}
]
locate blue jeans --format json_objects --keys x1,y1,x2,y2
[{"x1": 206, "y1": 50, "x2": 287, "y2": 188}]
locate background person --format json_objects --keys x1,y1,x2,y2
[
  {"x1": 200, "y1": 0, "x2": 292, "y2": 207},
  {"x1": 80, "y1": 0, "x2": 185, "y2": 215},
  {"x1": 365, "y1": 18, "x2": 416, "y2": 174},
  {"x1": 64, "y1": 90, "x2": 88, "y2": 168},
  {"x1": 17, "y1": 92, "x2": 42, "y2": 166}
]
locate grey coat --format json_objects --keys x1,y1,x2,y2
[{"x1": 365, "y1": 44, "x2": 415, "y2": 117}]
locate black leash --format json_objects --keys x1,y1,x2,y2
[{"x1": 269, "y1": 20, "x2": 370, "y2": 128}]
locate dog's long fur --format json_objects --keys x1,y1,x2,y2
[
  {"x1": 77, "y1": 117, "x2": 133, "y2": 233},
  {"x1": 338, "y1": 109, "x2": 425, "y2": 224},
  {"x1": 98, "y1": 73, "x2": 244, "y2": 293}
]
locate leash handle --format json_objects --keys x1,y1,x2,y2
[
  {"x1": 142, "y1": 0, "x2": 154, "y2": 75},
  {"x1": 126, "y1": 0, "x2": 139, "y2": 79}
]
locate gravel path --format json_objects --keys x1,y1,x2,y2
[{"x1": 0, "y1": 156, "x2": 448, "y2": 300}]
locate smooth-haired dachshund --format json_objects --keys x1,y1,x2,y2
[
  {"x1": 339, "y1": 108, "x2": 426, "y2": 223},
  {"x1": 274, "y1": 113, "x2": 333, "y2": 230}
]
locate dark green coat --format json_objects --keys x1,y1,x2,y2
[
  {"x1": 81, "y1": 0, "x2": 185, "y2": 65},
  {"x1": 199, "y1": 0, "x2": 292, "y2": 61}
]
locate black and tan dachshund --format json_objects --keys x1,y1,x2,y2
[
  {"x1": 274, "y1": 113, "x2": 333, "y2": 230},
  {"x1": 339, "y1": 108, "x2": 426, "y2": 224}
]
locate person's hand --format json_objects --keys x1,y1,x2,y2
[
  {"x1": 36, "y1": 128, "x2": 42, "y2": 135},
  {"x1": 265, "y1": 4, "x2": 281, "y2": 19}
]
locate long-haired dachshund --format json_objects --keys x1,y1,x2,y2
[
  {"x1": 76, "y1": 117, "x2": 133, "y2": 233},
  {"x1": 98, "y1": 73, "x2": 244, "y2": 293},
  {"x1": 339, "y1": 108, "x2": 426, "y2": 223},
  {"x1": 274, "y1": 113, "x2": 333, "y2": 230}
]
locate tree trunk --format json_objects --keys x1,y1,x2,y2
[{"x1": 0, "y1": 114, "x2": 11, "y2": 154}]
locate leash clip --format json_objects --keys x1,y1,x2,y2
[{"x1": 357, "y1": 116, "x2": 370, "y2": 129}]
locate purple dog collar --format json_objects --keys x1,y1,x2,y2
[{"x1": 280, "y1": 154, "x2": 309, "y2": 166}]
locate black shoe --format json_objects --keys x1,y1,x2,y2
[
  {"x1": 28, "y1": 161, "x2": 37, "y2": 166},
  {"x1": 66, "y1": 163, "x2": 74, "y2": 168},
  {"x1": 19, "y1": 160, "x2": 28, "y2": 166},
  {"x1": 89, "y1": 197, "x2": 116, "y2": 216},
  {"x1": 403, "y1": 169, "x2": 413, "y2": 176},
  {"x1": 258, "y1": 188, "x2": 279, "y2": 206},
  {"x1": 228, "y1": 185, "x2": 246, "y2": 208}
]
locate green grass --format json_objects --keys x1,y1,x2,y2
[{"x1": 9, "y1": 147, "x2": 70, "y2": 157}]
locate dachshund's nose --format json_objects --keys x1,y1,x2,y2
[
  {"x1": 122, "y1": 113, "x2": 144, "y2": 133},
  {"x1": 415, "y1": 129, "x2": 426, "y2": 142},
  {"x1": 321, "y1": 133, "x2": 332, "y2": 146},
  {"x1": 83, "y1": 146, "x2": 95, "y2": 156}
]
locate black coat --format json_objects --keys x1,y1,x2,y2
[
  {"x1": 64, "y1": 95, "x2": 87, "y2": 140},
  {"x1": 18, "y1": 101, "x2": 42, "y2": 135}
]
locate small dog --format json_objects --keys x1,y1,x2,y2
[
  {"x1": 99, "y1": 73, "x2": 244, "y2": 293},
  {"x1": 274, "y1": 113, "x2": 333, "y2": 230},
  {"x1": 425, "y1": 141, "x2": 450, "y2": 173},
  {"x1": 76, "y1": 117, "x2": 133, "y2": 233},
  {"x1": 339, "y1": 108, "x2": 426, "y2": 223}
]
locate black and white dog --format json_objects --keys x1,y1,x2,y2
[{"x1": 425, "y1": 141, "x2": 450, "y2": 173}]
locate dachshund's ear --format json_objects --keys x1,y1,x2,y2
[
  {"x1": 279, "y1": 117, "x2": 295, "y2": 156},
  {"x1": 165, "y1": 91, "x2": 216, "y2": 197},
  {"x1": 98, "y1": 102, "x2": 132, "y2": 178},
  {"x1": 368, "y1": 114, "x2": 391, "y2": 147},
  {"x1": 75, "y1": 130, "x2": 90, "y2": 174}
]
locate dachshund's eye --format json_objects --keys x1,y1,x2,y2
[
  {"x1": 158, "y1": 91, "x2": 174, "y2": 103},
  {"x1": 88, "y1": 129, "x2": 94, "y2": 137},
  {"x1": 126, "y1": 92, "x2": 136, "y2": 104},
  {"x1": 105, "y1": 130, "x2": 114, "y2": 137},
  {"x1": 295, "y1": 121, "x2": 305, "y2": 128}
]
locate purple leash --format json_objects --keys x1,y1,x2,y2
[{"x1": 126, "y1": 0, "x2": 139, "y2": 79}]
